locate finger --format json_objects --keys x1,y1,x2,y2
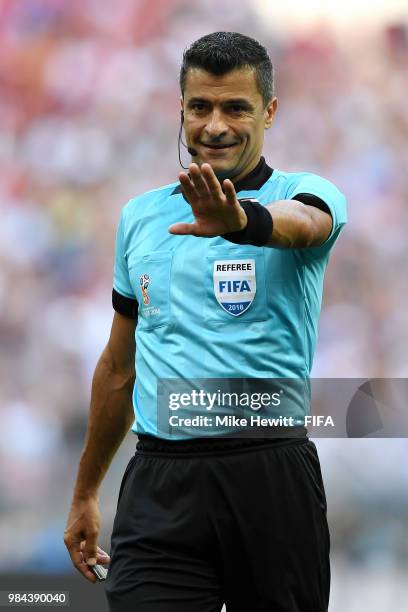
[
  {"x1": 65, "y1": 538, "x2": 97, "y2": 583},
  {"x1": 201, "y1": 164, "x2": 223, "y2": 199},
  {"x1": 168, "y1": 222, "x2": 199, "y2": 236},
  {"x1": 179, "y1": 172, "x2": 198, "y2": 203},
  {"x1": 80, "y1": 542, "x2": 110, "y2": 564},
  {"x1": 96, "y1": 546, "x2": 110, "y2": 563},
  {"x1": 223, "y1": 179, "x2": 238, "y2": 206},
  {"x1": 84, "y1": 532, "x2": 98, "y2": 566},
  {"x1": 189, "y1": 164, "x2": 211, "y2": 199}
]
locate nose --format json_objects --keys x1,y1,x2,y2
[{"x1": 204, "y1": 109, "x2": 228, "y2": 139}]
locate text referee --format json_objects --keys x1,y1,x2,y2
[{"x1": 64, "y1": 32, "x2": 347, "y2": 611}]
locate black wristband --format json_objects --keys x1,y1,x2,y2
[{"x1": 222, "y1": 198, "x2": 273, "y2": 247}]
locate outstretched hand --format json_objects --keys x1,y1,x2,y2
[{"x1": 168, "y1": 163, "x2": 247, "y2": 237}]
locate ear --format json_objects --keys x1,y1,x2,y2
[
  {"x1": 180, "y1": 96, "x2": 184, "y2": 112},
  {"x1": 264, "y1": 97, "x2": 278, "y2": 130}
]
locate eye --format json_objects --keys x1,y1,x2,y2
[
  {"x1": 229, "y1": 105, "x2": 246, "y2": 113},
  {"x1": 190, "y1": 103, "x2": 206, "y2": 111}
]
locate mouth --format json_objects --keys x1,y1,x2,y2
[{"x1": 201, "y1": 142, "x2": 238, "y2": 151}]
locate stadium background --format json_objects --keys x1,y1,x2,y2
[{"x1": 0, "y1": 0, "x2": 407, "y2": 610}]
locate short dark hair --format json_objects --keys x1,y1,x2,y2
[{"x1": 180, "y1": 32, "x2": 274, "y2": 108}]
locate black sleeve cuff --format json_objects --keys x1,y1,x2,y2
[
  {"x1": 292, "y1": 192, "x2": 331, "y2": 215},
  {"x1": 112, "y1": 288, "x2": 139, "y2": 320}
]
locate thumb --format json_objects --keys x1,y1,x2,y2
[
  {"x1": 84, "y1": 534, "x2": 98, "y2": 566},
  {"x1": 168, "y1": 222, "x2": 199, "y2": 236}
]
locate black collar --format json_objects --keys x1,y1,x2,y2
[{"x1": 171, "y1": 156, "x2": 273, "y2": 198}]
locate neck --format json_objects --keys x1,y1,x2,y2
[{"x1": 229, "y1": 156, "x2": 262, "y2": 185}]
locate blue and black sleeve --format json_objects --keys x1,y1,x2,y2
[{"x1": 112, "y1": 288, "x2": 139, "y2": 321}]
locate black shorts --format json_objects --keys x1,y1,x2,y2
[{"x1": 104, "y1": 436, "x2": 330, "y2": 612}]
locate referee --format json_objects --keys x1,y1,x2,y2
[{"x1": 64, "y1": 32, "x2": 347, "y2": 612}]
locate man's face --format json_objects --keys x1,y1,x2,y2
[{"x1": 181, "y1": 67, "x2": 277, "y2": 183}]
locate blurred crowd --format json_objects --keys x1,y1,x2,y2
[{"x1": 0, "y1": 0, "x2": 407, "y2": 605}]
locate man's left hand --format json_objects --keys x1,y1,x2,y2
[{"x1": 168, "y1": 163, "x2": 247, "y2": 237}]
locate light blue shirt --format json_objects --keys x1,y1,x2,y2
[{"x1": 113, "y1": 163, "x2": 347, "y2": 439}]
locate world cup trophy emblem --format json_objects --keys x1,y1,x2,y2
[{"x1": 140, "y1": 273, "x2": 150, "y2": 305}]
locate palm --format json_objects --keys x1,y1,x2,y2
[
  {"x1": 190, "y1": 203, "x2": 241, "y2": 237},
  {"x1": 168, "y1": 163, "x2": 246, "y2": 238}
]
